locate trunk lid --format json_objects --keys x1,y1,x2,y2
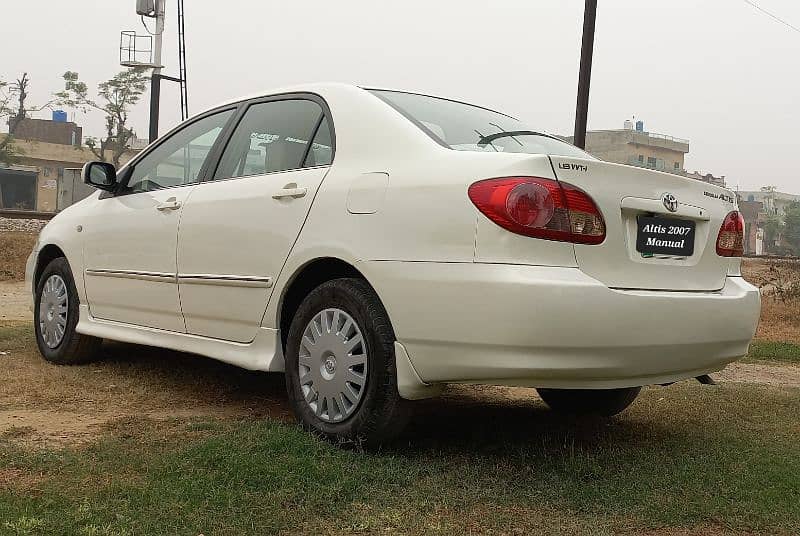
[{"x1": 550, "y1": 156, "x2": 737, "y2": 291}]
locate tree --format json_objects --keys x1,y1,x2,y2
[
  {"x1": 762, "y1": 214, "x2": 783, "y2": 253},
  {"x1": 56, "y1": 68, "x2": 149, "y2": 167},
  {"x1": 781, "y1": 202, "x2": 800, "y2": 255},
  {"x1": 0, "y1": 73, "x2": 53, "y2": 165}
]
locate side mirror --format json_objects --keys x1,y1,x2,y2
[{"x1": 82, "y1": 161, "x2": 118, "y2": 191}]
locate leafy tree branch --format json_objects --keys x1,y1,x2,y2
[
  {"x1": 0, "y1": 73, "x2": 55, "y2": 165},
  {"x1": 56, "y1": 68, "x2": 149, "y2": 167}
]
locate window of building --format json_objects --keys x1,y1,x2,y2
[
  {"x1": 42, "y1": 167, "x2": 51, "y2": 177},
  {"x1": 647, "y1": 156, "x2": 657, "y2": 168},
  {"x1": 638, "y1": 155, "x2": 644, "y2": 163},
  {"x1": 674, "y1": 162, "x2": 680, "y2": 170}
]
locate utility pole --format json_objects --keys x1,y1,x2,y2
[
  {"x1": 573, "y1": 0, "x2": 598, "y2": 150},
  {"x1": 148, "y1": 0, "x2": 166, "y2": 143}
]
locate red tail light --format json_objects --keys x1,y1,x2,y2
[
  {"x1": 716, "y1": 211, "x2": 744, "y2": 257},
  {"x1": 468, "y1": 177, "x2": 605, "y2": 245}
]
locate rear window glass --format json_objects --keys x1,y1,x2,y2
[{"x1": 370, "y1": 90, "x2": 594, "y2": 159}]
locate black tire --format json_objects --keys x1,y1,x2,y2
[
  {"x1": 34, "y1": 257, "x2": 102, "y2": 365},
  {"x1": 284, "y1": 278, "x2": 411, "y2": 446},
  {"x1": 537, "y1": 387, "x2": 641, "y2": 417}
]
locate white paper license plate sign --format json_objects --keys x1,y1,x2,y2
[{"x1": 636, "y1": 216, "x2": 695, "y2": 256}]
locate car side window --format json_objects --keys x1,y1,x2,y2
[
  {"x1": 213, "y1": 99, "x2": 329, "y2": 180},
  {"x1": 125, "y1": 109, "x2": 234, "y2": 193},
  {"x1": 303, "y1": 116, "x2": 333, "y2": 167}
]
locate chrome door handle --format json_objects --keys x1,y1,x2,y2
[
  {"x1": 272, "y1": 185, "x2": 308, "y2": 200},
  {"x1": 156, "y1": 198, "x2": 181, "y2": 211}
]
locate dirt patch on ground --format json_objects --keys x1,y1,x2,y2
[
  {"x1": 0, "y1": 409, "x2": 110, "y2": 446},
  {"x1": 713, "y1": 361, "x2": 800, "y2": 388},
  {"x1": 0, "y1": 231, "x2": 36, "y2": 281},
  {"x1": 0, "y1": 406, "x2": 271, "y2": 447},
  {"x1": 1, "y1": 280, "x2": 30, "y2": 322},
  {"x1": 0, "y1": 321, "x2": 292, "y2": 446}
]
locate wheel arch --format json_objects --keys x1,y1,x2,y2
[
  {"x1": 276, "y1": 257, "x2": 388, "y2": 351},
  {"x1": 34, "y1": 244, "x2": 68, "y2": 290}
]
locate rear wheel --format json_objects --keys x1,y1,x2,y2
[
  {"x1": 537, "y1": 387, "x2": 641, "y2": 417},
  {"x1": 284, "y1": 278, "x2": 410, "y2": 446},
  {"x1": 34, "y1": 257, "x2": 102, "y2": 365}
]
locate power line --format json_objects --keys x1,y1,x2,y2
[{"x1": 743, "y1": 0, "x2": 800, "y2": 34}]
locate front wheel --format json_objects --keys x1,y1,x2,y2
[
  {"x1": 537, "y1": 387, "x2": 641, "y2": 417},
  {"x1": 284, "y1": 278, "x2": 411, "y2": 446},
  {"x1": 34, "y1": 257, "x2": 102, "y2": 365}
]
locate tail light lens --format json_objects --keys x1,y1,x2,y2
[
  {"x1": 468, "y1": 177, "x2": 605, "y2": 244},
  {"x1": 716, "y1": 211, "x2": 744, "y2": 257}
]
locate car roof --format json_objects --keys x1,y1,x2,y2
[{"x1": 202, "y1": 82, "x2": 516, "y2": 121}]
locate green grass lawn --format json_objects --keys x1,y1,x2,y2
[
  {"x1": 747, "y1": 340, "x2": 800, "y2": 364},
  {"x1": 1, "y1": 383, "x2": 799, "y2": 535}
]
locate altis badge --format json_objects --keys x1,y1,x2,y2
[{"x1": 704, "y1": 191, "x2": 735, "y2": 203}]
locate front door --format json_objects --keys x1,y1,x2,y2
[
  {"x1": 83, "y1": 108, "x2": 236, "y2": 331},
  {"x1": 177, "y1": 97, "x2": 334, "y2": 342}
]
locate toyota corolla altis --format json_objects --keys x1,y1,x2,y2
[{"x1": 26, "y1": 84, "x2": 760, "y2": 444}]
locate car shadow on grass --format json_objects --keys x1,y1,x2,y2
[
  {"x1": 96, "y1": 340, "x2": 291, "y2": 419},
  {"x1": 97, "y1": 339, "x2": 678, "y2": 452},
  {"x1": 402, "y1": 389, "x2": 668, "y2": 451}
]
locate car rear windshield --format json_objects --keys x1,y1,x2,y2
[{"x1": 370, "y1": 89, "x2": 594, "y2": 159}]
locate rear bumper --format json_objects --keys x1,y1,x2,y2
[{"x1": 363, "y1": 261, "x2": 760, "y2": 390}]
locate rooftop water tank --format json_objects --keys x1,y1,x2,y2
[
  {"x1": 52, "y1": 110, "x2": 68, "y2": 123},
  {"x1": 624, "y1": 120, "x2": 634, "y2": 130},
  {"x1": 635, "y1": 120, "x2": 644, "y2": 132}
]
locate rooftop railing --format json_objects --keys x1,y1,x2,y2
[{"x1": 643, "y1": 132, "x2": 690, "y2": 145}]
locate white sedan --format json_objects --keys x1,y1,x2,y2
[{"x1": 26, "y1": 83, "x2": 760, "y2": 444}]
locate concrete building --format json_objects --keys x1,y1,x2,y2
[
  {"x1": 10, "y1": 115, "x2": 83, "y2": 146},
  {"x1": 567, "y1": 123, "x2": 689, "y2": 175},
  {"x1": 0, "y1": 117, "x2": 138, "y2": 212},
  {"x1": 566, "y1": 122, "x2": 726, "y2": 188},
  {"x1": 685, "y1": 170, "x2": 726, "y2": 188}
]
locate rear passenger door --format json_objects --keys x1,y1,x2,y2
[{"x1": 176, "y1": 95, "x2": 334, "y2": 343}]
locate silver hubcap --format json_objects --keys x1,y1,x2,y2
[
  {"x1": 298, "y1": 308, "x2": 368, "y2": 423},
  {"x1": 38, "y1": 274, "x2": 68, "y2": 349}
]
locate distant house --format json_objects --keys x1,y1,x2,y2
[
  {"x1": 0, "y1": 113, "x2": 139, "y2": 212},
  {"x1": 737, "y1": 190, "x2": 800, "y2": 255},
  {"x1": 564, "y1": 121, "x2": 725, "y2": 188},
  {"x1": 736, "y1": 190, "x2": 800, "y2": 218},
  {"x1": 737, "y1": 199, "x2": 764, "y2": 255}
]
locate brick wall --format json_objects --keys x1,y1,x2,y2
[{"x1": 11, "y1": 118, "x2": 82, "y2": 146}]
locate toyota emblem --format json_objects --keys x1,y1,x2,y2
[{"x1": 662, "y1": 193, "x2": 678, "y2": 212}]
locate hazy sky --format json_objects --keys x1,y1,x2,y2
[{"x1": 3, "y1": 0, "x2": 799, "y2": 192}]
